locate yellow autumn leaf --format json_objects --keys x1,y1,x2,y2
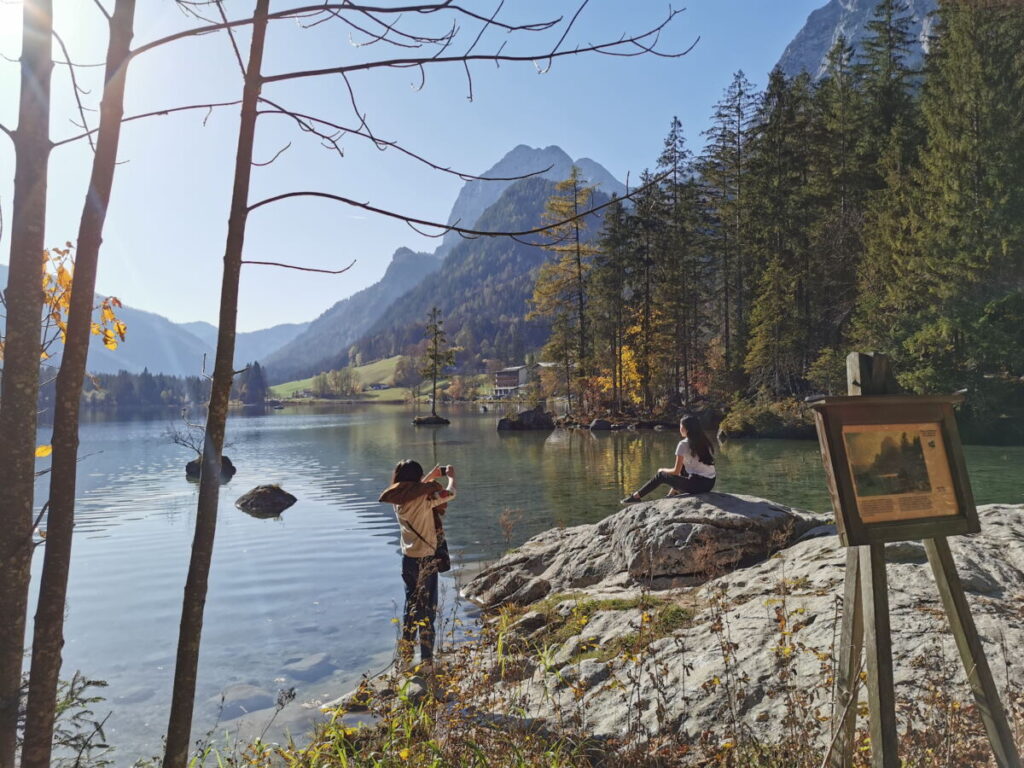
[
  {"x1": 35, "y1": 445, "x2": 53, "y2": 458},
  {"x1": 40, "y1": 350, "x2": 49, "y2": 360}
]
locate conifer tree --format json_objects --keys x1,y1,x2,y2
[
  {"x1": 700, "y1": 71, "x2": 758, "y2": 381},
  {"x1": 744, "y1": 69, "x2": 815, "y2": 391},
  {"x1": 655, "y1": 117, "x2": 706, "y2": 403},
  {"x1": 421, "y1": 307, "x2": 455, "y2": 418},
  {"x1": 590, "y1": 197, "x2": 631, "y2": 410},
  {"x1": 855, "y1": 0, "x2": 921, "y2": 184}
]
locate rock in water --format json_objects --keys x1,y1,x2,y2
[
  {"x1": 281, "y1": 652, "x2": 336, "y2": 682},
  {"x1": 412, "y1": 414, "x2": 450, "y2": 425},
  {"x1": 236, "y1": 485, "x2": 297, "y2": 518},
  {"x1": 218, "y1": 684, "x2": 274, "y2": 719},
  {"x1": 496, "y1": 405, "x2": 555, "y2": 431},
  {"x1": 185, "y1": 454, "x2": 236, "y2": 482},
  {"x1": 589, "y1": 419, "x2": 612, "y2": 431},
  {"x1": 463, "y1": 493, "x2": 830, "y2": 607}
]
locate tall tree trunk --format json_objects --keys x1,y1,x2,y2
[
  {"x1": 0, "y1": 3, "x2": 54, "y2": 764},
  {"x1": 21, "y1": 5, "x2": 135, "y2": 767},
  {"x1": 163, "y1": 3, "x2": 268, "y2": 765}
]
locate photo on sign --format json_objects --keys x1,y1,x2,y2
[{"x1": 841, "y1": 423, "x2": 957, "y2": 524}]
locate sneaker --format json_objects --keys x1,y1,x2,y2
[{"x1": 620, "y1": 494, "x2": 642, "y2": 505}]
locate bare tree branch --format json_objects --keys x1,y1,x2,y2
[
  {"x1": 130, "y1": 3, "x2": 561, "y2": 59},
  {"x1": 262, "y1": 11, "x2": 692, "y2": 83},
  {"x1": 213, "y1": 0, "x2": 247, "y2": 78},
  {"x1": 247, "y1": 172, "x2": 671, "y2": 240},
  {"x1": 251, "y1": 141, "x2": 291, "y2": 167},
  {"x1": 257, "y1": 98, "x2": 553, "y2": 182},
  {"x1": 241, "y1": 258, "x2": 356, "y2": 274},
  {"x1": 51, "y1": 101, "x2": 242, "y2": 148},
  {"x1": 90, "y1": 0, "x2": 112, "y2": 22},
  {"x1": 51, "y1": 31, "x2": 96, "y2": 152},
  {"x1": 0, "y1": 124, "x2": 13, "y2": 142}
]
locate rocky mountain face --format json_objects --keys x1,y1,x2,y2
[
  {"x1": 436, "y1": 144, "x2": 626, "y2": 259},
  {"x1": 777, "y1": 0, "x2": 938, "y2": 80},
  {"x1": 261, "y1": 247, "x2": 441, "y2": 383}
]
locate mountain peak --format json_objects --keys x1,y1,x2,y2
[
  {"x1": 436, "y1": 145, "x2": 625, "y2": 258},
  {"x1": 777, "y1": 0, "x2": 936, "y2": 80}
]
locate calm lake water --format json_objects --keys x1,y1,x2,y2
[{"x1": 29, "y1": 404, "x2": 1024, "y2": 763}]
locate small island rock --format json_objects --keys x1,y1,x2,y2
[
  {"x1": 185, "y1": 454, "x2": 236, "y2": 482},
  {"x1": 497, "y1": 406, "x2": 555, "y2": 431},
  {"x1": 236, "y1": 485, "x2": 297, "y2": 518},
  {"x1": 412, "y1": 414, "x2": 450, "y2": 426}
]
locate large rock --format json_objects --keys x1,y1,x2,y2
[
  {"x1": 497, "y1": 406, "x2": 555, "y2": 431},
  {"x1": 466, "y1": 503, "x2": 1024, "y2": 746},
  {"x1": 236, "y1": 485, "x2": 297, "y2": 518},
  {"x1": 463, "y1": 493, "x2": 830, "y2": 607},
  {"x1": 185, "y1": 454, "x2": 236, "y2": 482}
]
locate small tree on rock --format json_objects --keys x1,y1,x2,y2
[{"x1": 421, "y1": 307, "x2": 455, "y2": 418}]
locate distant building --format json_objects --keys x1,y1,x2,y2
[
  {"x1": 493, "y1": 362, "x2": 556, "y2": 397},
  {"x1": 494, "y1": 366, "x2": 529, "y2": 397}
]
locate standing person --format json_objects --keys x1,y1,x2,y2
[
  {"x1": 621, "y1": 415, "x2": 716, "y2": 503},
  {"x1": 378, "y1": 460, "x2": 456, "y2": 673}
]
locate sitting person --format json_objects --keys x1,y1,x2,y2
[{"x1": 621, "y1": 415, "x2": 716, "y2": 503}]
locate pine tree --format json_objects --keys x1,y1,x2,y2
[
  {"x1": 590, "y1": 197, "x2": 631, "y2": 410},
  {"x1": 806, "y1": 37, "x2": 867, "y2": 364},
  {"x1": 745, "y1": 256, "x2": 804, "y2": 396},
  {"x1": 855, "y1": 0, "x2": 921, "y2": 185},
  {"x1": 700, "y1": 71, "x2": 759, "y2": 381},
  {"x1": 744, "y1": 69, "x2": 815, "y2": 392},
  {"x1": 655, "y1": 117, "x2": 707, "y2": 404},
  {"x1": 420, "y1": 307, "x2": 455, "y2": 417}
]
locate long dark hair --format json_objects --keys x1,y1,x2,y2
[
  {"x1": 392, "y1": 459, "x2": 424, "y2": 483},
  {"x1": 681, "y1": 415, "x2": 714, "y2": 465}
]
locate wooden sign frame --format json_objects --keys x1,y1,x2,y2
[{"x1": 811, "y1": 394, "x2": 980, "y2": 546}]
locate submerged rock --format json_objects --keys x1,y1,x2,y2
[
  {"x1": 282, "y1": 652, "x2": 336, "y2": 682},
  {"x1": 463, "y1": 493, "x2": 830, "y2": 607},
  {"x1": 218, "y1": 684, "x2": 274, "y2": 719},
  {"x1": 235, "y1": 485, "x2": 297, "y2": 518},
  {"x1": 185, "y1": 454, "x2": 236, "y2": 482}
]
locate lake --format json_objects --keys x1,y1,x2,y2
[{"x1": 28, "y1": 404, "x2": 1024, "y2": 763}]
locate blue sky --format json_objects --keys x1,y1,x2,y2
[{"x1": 0, "y1": 1, "x2": 823, "y2": 332}]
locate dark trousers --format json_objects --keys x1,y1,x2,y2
[
  {"x1": 401, "y1": 555, "x2": 439, "y2": 662},
  {"x1": 637, "y1": 470, "x2": 715, "y2": 498}
]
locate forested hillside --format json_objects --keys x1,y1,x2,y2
[
  {"x1": 348, "y1": 176, "x2": 609, "y2": 370},
  {"x1": 262, "y1": 248, "x2": 440, "y2": 383}
]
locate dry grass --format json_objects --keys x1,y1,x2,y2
[{"x1": 192, "y1": 578, "x2": 1024, "y2": 768}]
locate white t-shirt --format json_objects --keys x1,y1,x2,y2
[{"x1": 675, "y1": 439, "x2": 716, "y2": 479}]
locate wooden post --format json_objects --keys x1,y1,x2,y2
[
  {"x1": 830, "y1": 352, "x2": 898, "y2": 768},
  {"x1": 829, "y1": 548, "x2": 863, "y2": 768},
  {"x1": 860, "y1": 544, "x2": 900, "y2": 768},
  {"x1": 924, "y1": 537, "x2": 1022, "y2": 768}
]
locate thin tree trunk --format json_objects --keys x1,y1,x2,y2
[
  {"x1": 21, "y1": 6, "x2": 135, "y2": 767},
  {"x1": 0, "y1": 4, "x2": 54, "y2": 764},
  {"x1": 163, "y1": 3, "x2": 268, "y2": 765}
]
